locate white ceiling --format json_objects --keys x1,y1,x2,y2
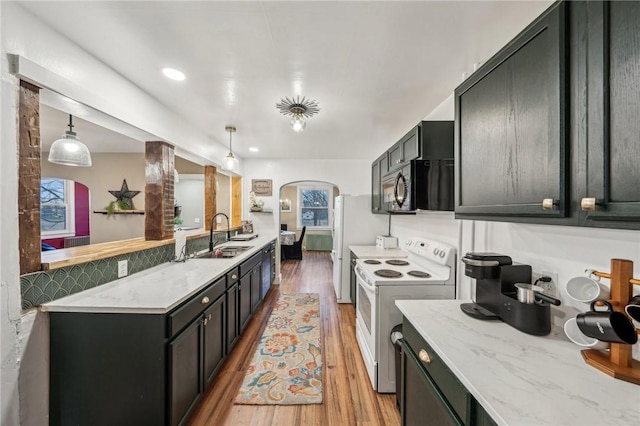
[{"x1": 23, "y1": 1, "x2": 553, "y2": 162}]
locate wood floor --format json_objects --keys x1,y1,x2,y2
[{"x1": 187, "y1": 251, "x2": 401, "y2": 426}]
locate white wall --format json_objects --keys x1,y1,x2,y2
[
  {"x1": 175, "y1": 176, "x2": 205, "y2": 229},
  {"x1": 42, "y1": 153, "x2": 147, "y2": 244},
  {"x1": 1, "y1": 2, "x2": 23, "y2": 422},
  {"x1": 241, "y1": 158, "x2": 371, "y2": 225}
]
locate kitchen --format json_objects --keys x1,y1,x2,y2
[{"x1": 2, "y1": 1, "x2": 640, "y2": 426}]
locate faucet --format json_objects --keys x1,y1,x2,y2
[{"x1": 209, "y1": 212, "x2": 231, "y2": 251}]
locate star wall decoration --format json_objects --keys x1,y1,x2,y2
[{"x1": 108, "y1": 179, "x2": 140, "y2": 209}]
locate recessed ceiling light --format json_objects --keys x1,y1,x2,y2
[
  {"x1": 249, "y1": 147, "x2": 259, "y2": 152},
  {"x1": 162, "y1": 67, "x2": 186, "y2": 81}
]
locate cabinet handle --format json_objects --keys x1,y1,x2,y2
[
  {"x1": 231, "y1": 274, "x2": 237, "y2": 280},
  {"x1": 418, "y1": 349, "x2": 431, "y2": 365},
  {"x1": 541, "y1": 198, "x2": 557, "y2": 210},
  {"x1": 201, "y1": 296, "x2": 210, "y2": 304},
  {"x1": 208, "y1": 314, "x2": 212, "y2": 321},
  {"x1": 581, "y1": 197, "x2": 597, "y2": 211},
  {"x1": 203, "y1": 317, "x2": 208, "y2": 326}
]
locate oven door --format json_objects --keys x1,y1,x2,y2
[{"x1": 355, "y1": 264, "x2": 378, "y2": 388}]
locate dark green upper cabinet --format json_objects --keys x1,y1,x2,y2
[
  {"x1": 583, "y1": 1, "x2": 640, "y2": 227},
  {"x1": 455, "y1": 2, "x2": 569, "y2": 219},
  {"x1": 372, "y1": 153, "x2": 387, "y2": 214},
  {"x1": 388, "y1": 126, "x2": 420, "y2": 172}
]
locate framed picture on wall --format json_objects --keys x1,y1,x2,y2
[
  {"x1": 251, "y1": 179, "x2": 272, "y2": 196},
  {"x1": 280, "y1": 198, "x2": 292, "y2": 212}
]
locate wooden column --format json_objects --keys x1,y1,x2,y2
[
  {"x1": 204, "y1": 165, "x2": 217, "y2": 231},
  {"x1": 145, "y1": 141, "x2": 175, "y2": 240},
  {"x1": 18, "y1": 81, "x2": 42, "y2": 275},
  {"x1": 231, "y1": 176, "x2": 242, "y2": 227}
]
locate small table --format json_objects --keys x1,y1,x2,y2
[{"x1": 280, "y1": 230, "x2": 296, "y2": 246}]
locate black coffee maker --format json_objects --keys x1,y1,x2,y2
[{"x1": 460, "y1": 252, "x2": 559, "y2": 336}]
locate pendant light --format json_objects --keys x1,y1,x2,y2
[
  {"x1": 48, "y1": 115, "x2": 92, "y2": 167},
  {"x1": 221, "y1": 125, "x2": 239, "y2": 172}
]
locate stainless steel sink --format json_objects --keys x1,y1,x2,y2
[{"x1": 195, "y1": 245, "x2": 253, "y2": 259}]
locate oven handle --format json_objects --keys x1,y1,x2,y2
[{"x1": 355, "y1": 265, "x2": 376, "y2": 294}]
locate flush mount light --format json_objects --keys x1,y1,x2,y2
[
  {"x1": 275, "y1": 96, "x2": 320, "y2": 132},
  {"x1": 249, "y1": 147, "x2": 259, "y2": 152},
  {"x1": 162, "y1": 67, "x2": 186, "y2": 81},
  {"x1": 221, "y1": 125, "x2": 239, "y2": 172},
  {"x1": 48, "y1": 115, "x2": 92, "y2": 167}
]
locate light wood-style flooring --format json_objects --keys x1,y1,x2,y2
[{"x1": 187, "y1": 251, "x2": 401, "y2": 426}]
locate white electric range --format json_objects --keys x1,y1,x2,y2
[{"x1": 354, "y1": 238, "x2": 456, "y2": 393}]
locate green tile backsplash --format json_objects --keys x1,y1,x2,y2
[{"x1": 20, "y1": 244, "x2": 174, "y2": 310}]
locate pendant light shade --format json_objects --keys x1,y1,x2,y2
[
  {"x1": 48, "y1": 115, "x2": 92, "y2": 167},
  {"x1": 290, "y1": 113, "x2": 306, "y2": 132},
  {"x1": 221, "y1": 125, "x2": 239, "y2": 172}
]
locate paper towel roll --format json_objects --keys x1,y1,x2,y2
[{"x1": 175, "y1": 230, "x2": 187, "y2": 259}]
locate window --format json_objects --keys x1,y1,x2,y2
[
  {"x1": 297, "y1": 185, "x2": 333, "y2": 229},
  {"x1": 41, "y1": 178, "x2": 75, "y2": 236}
]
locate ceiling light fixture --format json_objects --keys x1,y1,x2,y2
[
  {"x1": 275, "y1": 96, "x2": 320, "y2": 132},
  {"x1": 249, "y1": 147, "x2": 259, "y2": 152},
  {"x1": 221, "y1": 125, "x2": 239, "y2": 172},
  {"x1": 162, "y1": 67, "x2": 186, "y2": 81},
  {"x1": 48, "y1": 115, "x2": 92, "y2": 167}
]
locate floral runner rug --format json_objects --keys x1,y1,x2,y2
[{"x1": 235, "y1": 293, "x2": 323, "y2": 405}]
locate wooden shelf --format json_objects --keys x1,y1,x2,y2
[
  {"x1": 250, "y1": 209, "x2": 273, "y2": 213},
  {"x1": 93, "y1": 210, "x2": 145, "y2": 215}
]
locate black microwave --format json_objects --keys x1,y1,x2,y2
[{"x1": 381, "y1": 159, "x2": 454, "y2": 212}]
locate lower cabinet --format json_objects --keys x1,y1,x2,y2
[
  {"x1": 226, "y1": 270, "x2": 240, "y2": 353},
  {"x1": 49, "y1": 242, "x2": 276, "y2": 426},
  {"x1": 401, "y1": 319, "x2": 496, "y2": 426},
  {"x1": 169, "y1": 318, "x2": 204, "y2": 426},
  {"x1": 350, "y1": 251, "x2": 358, "y2": 308},
  {"x1": 239, "y1": 272, "x2": 252, "y2": 332}
]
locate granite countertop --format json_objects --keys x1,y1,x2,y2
[
  {"x1": 348, "y1": 245, "x2": 408, "y2": 258},
  {"x1": 41, "y1": 233, "x2": 276, "y2": 315},
  {"x1": 396, "y1": 299, "x2": 640, "y2": 426}
]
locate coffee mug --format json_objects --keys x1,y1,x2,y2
[
  {"x1": 565, "y1": 271, "x2": 607, "y2": 303},
  {"x1": 625, "y1": 295, "x2": 640, "y2": 322},
  {"x1": 563, "y1": 318, "x2": 609, "y2": 350},
  {"x1": 576, "y1": 300, "x2": 638, "y2": 344}
]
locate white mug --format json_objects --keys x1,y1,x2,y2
[
  {"x1": 563, "y1": 317, "x2": 609, "y2": 350},
  {"x1": 565, "y1": 270, "x2": 608, "y2": 303}
]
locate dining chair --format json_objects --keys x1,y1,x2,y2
[{"x1": 282, "y1": 226, "x2": 306, "y2": 260}]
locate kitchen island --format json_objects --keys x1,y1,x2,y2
[
  {"x1": 396, "y1": 299, "x2": 640, "y2": 426},
  {"x1": 42, "y1": 233, "x2": 277, "y2": 426},
  {"x1": 41, "y1": 233, "x2": 275, "y2": 314}
]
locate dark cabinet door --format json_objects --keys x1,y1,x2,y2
[
  {"x1": 584, "y1": 1, "x2": 640, "y2": 227},
  {"x1": 250, "y1": 265, "x2": 262, "y2": 311},
  {"x1": 350, "y1": 251, "x2": 358, "y2": 308},
  {"x1": 169, "y1": 318, "x2": 203, "y2": 426},
  {"x1": 401, "y1": 347, "x2": 463, "y2": 426},
  {"x1": 239, "y1": 273, "x2": 252, "y2": 332},
  {"x1": 455, "y1": 2, "x2": 569, "y2": 219},
  {"x1": 388, "y1": 142, "x2": 403, "y2": 171},
  {"x1": 226, "y1": 282, "x2": 239, "y2": 352},
  {"x1": 203, "y1": 295, "x2": 225, "y2": 385},
  {"x1": 400, "y1": 126, "x2": 420, "y2": 163},
  {"x1": 261, "y1": 248, "x2": 271, "y2": 299},
  {"x1": 372, "y1": 153, "x2": 386, "y2": 213}
]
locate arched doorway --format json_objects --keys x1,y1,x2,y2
[{"x1": 278, "y1": 180, "x2": 339, "y2": 260}]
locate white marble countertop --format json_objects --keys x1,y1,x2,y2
[
  {"x1": 41, "y1": 234, "x2": 277, "y2": 315},
  {"x1": 396, "y1": 299, "x2": 640, "y2": 426},
  {"x1": 348, "y1": 245, "x2": 408, "y2": 258}
]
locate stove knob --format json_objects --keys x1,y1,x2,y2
[
  {"x1": 440, "y1": 251, "x2": 446, "y2": 258},
  {"x1": 433, "y1": 248, "x2": 440, "y2": 256}
]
